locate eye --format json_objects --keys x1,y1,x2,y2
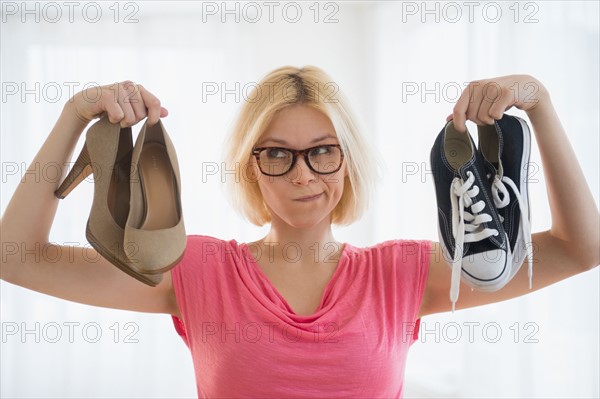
[
  {"x1": 309, "y1": 146, "x2": 332, "y2": 156},
  {"x1": 265, "y1": 148, "x2": 289, "y2": 159}
]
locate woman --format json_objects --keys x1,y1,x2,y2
[{"x1": 1, "y1": 66, "x2": 598, "y2": 397}]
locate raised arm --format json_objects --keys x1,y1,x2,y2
[
  {"x1": 0, "y1": 82, "x2": 180, "y2": 317},
  {"x1": 419, "y1": 75, "x2": 600, "y2": 316}
]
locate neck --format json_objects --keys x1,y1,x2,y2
[{"x1": 257, "y1": 216, "x2": 343, "y2": 264}]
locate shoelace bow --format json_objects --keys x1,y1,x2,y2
[
  {"x1": 450, "y1": 171, "x2": 499, "y2": 311},
  {"x1": 490, "y1": 174, "x2": 534, "y2": 289}
]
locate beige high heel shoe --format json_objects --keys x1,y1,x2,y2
[
  {"x1": 123, "y1": 118, "x2": 186, "y2": 274},
  {"x1": 55, "y1": 116, "x2": 163, "y2": 286}
]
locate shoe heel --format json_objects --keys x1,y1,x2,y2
[{"x1": 55, "y1": 144, "x2": 92, "y2": 199}]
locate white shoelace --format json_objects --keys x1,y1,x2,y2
[
  {"x1": 450, "y1": 171, "x2": 499, "y2": 311},
  {"x1": 490, "y1": 174, "x2": 533, "y2": 290}
]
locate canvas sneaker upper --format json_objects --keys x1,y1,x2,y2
[
  {"x1": 478, "y1": 114, "x2": 533, "y2": 289},
  {"x1": 431, "y1": 120, "x2": 510, "y2": 310}
]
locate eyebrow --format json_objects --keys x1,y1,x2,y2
[{"x1": 257, "y1": 134, "x2": 338, "y2": 147}]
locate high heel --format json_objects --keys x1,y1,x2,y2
[
  {"x1": 55, "y1": 144, "x2": 92, "y2": 199},
  {"x1": 55, "y1": 116, "x2": 163, "y2": 287},
  {"x1": 123, "y1": 118, "x2": 186, "y2": 274}
]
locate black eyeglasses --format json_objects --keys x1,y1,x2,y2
[{"x1": 251, "y1": 144, "x2": 344, "y2": 177}]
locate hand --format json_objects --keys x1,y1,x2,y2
[
  {"x1": 66, "y1": 80, "x2": 168, "y2": 127},
  {"x1": 447, "y1": 74, "x2": 549, "y2": 132}
]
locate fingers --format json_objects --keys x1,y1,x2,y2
[
  {"x1": 122, "y1": 81, "x2": 148, "y2": 123},
  {"x1": 112, "y1": 82, "x2": 137, "y2": 127},
  {"x1": 452, "y1": 81, "x2": 489, "y2": 132},
  {"x1": 115, "y1": 81, "x2": 152, "y2": 127},
  {"x1": 487, "y1": 85, "x2": 516, "y2": 119},
  {"x1": 88, "y1": 81, "x2": 167, "y2": 128},
  {"x1": 476, "y1": 82, "x2": 499, "y2": 125},
  {"x1": 138, "y1": 84, "x2": 164, "y2": 126},
  {"x1": 452, "y1": 78, "x2": 516, "y2": 132},
  {"x1": 451, "y1": 82, "x2": 472, "y2": 133}
]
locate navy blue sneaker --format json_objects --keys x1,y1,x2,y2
[
  {"x1": 431, "y1": 120, "x2": 510, "y2": 310},
  {"x1": 478, "y1": 114, "x2": 533, "y2": 289}
]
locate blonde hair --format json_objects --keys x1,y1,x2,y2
[{"x1": 222, "y1": 65, "x2": 382, "y2": 226}]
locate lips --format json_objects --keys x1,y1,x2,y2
[{"x1": 294, "y1": 192, "x2": 323, "y2": 201}]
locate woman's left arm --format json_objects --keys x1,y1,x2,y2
[{"x1": 419, "y1": 74, "x2": 599, "y2": 317}]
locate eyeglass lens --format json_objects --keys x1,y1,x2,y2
[{"x1": 258, "y1": 146, "x2": 342, "y2": 175}]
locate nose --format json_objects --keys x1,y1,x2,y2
[{"x1": 287, "y1": 155, "x2": 316, "y2": 185}]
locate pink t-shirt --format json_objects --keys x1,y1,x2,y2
[{"x1": 171, "y1": 235, "x2": 431, "y2": 398}]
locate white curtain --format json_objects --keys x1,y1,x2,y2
[{"x1": 1, "y1": 1, "x2": 598, "y2": 397}]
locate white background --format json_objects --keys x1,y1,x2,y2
[{"x1": 1, "y1": 1, "x2": 598, "y2": 397}]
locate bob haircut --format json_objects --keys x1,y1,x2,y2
[{"x1": 223, "y1": 65, "x2": 382, "y2": 226}]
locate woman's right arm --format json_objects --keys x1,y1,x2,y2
[{"x1": 0, "y1": 82, "x2": 181, "y2": 318}]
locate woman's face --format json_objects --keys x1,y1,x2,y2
[{"x1": 252, "y1": 104, "x2": 348, "y2": 229}]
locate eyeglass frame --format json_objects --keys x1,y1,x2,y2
[{"x1": 251, "y1": 144, "x2": 345, "y2": 177}]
